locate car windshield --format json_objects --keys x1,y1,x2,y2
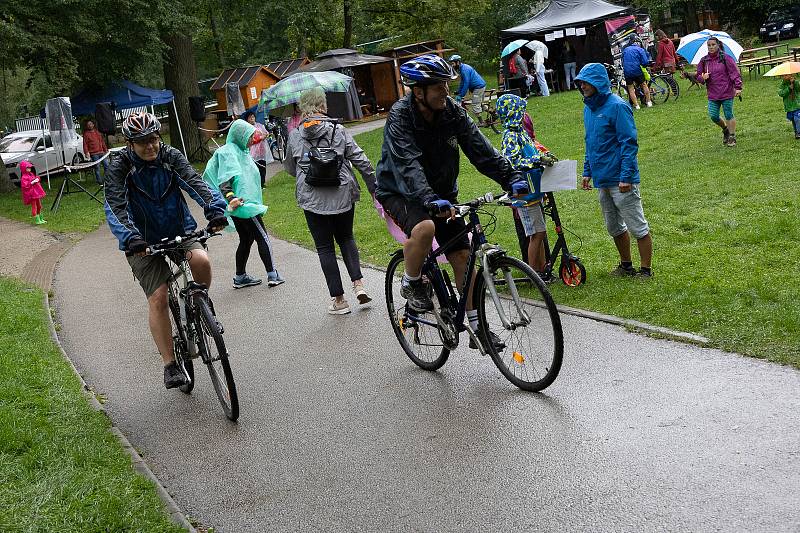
[
  {"x1": 0, "y1": 136, "x2": 37, "y2": 153},
  {"x1": 767, "y1": 10, "x2": 792, "y2": 22}
]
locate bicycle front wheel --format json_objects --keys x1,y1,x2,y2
[
  {"x1": 385, "y1": 252, "x2": 450, "y2": 371},
  {"x1": 194, "y1": 296, "x2": 239, "y2": 421},
  {"x1": 168, "y1": 290, "x2": 194, "y2": 394},
  {"x1": 475, "y1": 255, "x2": 563, "y2": 392},
  {"x1": 650, "y1": 76, "x2": 671, "y2": 104}
]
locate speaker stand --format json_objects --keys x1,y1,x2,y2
[
  {"x1": 51, "y1": 170, "x2": 103, "y2": 213},
  {"x1": 188, "y1": 122, "x2": 213, "y2": 163}
]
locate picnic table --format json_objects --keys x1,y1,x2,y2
[
  {"x1": 740, "y1": 43, "x2": 787, "y2": 61},
  {"x1": 791, "y1": 45, "x2": 800, "y2": 61},
  {"x1": 738, "y1": 43, "x2": 791, "y2": 78}
]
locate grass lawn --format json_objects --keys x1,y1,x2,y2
[
  {"x1": 0, "y1": 277, "x2": 184, "y2": 532},
  {"x1": 264, "y1": 71, "x2": 800, "y2": 368}
]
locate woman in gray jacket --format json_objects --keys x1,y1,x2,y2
[{"x1": 284, "y1": 87, "x2": 377, "y2": 315}]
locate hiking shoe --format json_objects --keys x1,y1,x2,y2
[
  {"x1": 635, "y1": 268, "x2": 653, "y2": 279},
  {"x1": 328, "y1": 298, "x2": 351, "y2": 315},
  {"x1": 353, "y1": 285, "x2": 372, "y2": 305},
  {"x1": 233, "y1": 273, "x2": 262, "y2": 289},
  {"x1": 400, "y1": 277, "x2": 433, "y2": 312},
  {"x1": 536, "y1": 271, "x2": 556, "y2": 284},
  {"x1": 267, "y1": 271, "x2": 285, "y2": 287},
  {"x1": 610, "y1": 263, "x2": 636, "y2": 277},
  {"x1": 722, "y1": 126, "x2": 730, "y2": 144},
  {"x1": 469, "y1": 330, "x2": 506, "y2": 352},
  {"x1": 163, "y1": 361, "x2": 188, "y2": 389},
  {"x1": 726, "y1": 134, "x2": 737, "y2": 147}
]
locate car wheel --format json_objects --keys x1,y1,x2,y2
[{"x1": 71, "y1": 153, "x2": 84, "y2": 165}]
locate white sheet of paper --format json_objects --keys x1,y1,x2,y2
[
  {"x1": 553, "y1": 30, "x2": 564, "y2": 38},
  {"x1": 576, "y1": 27, "x2": 586, "y2": 36},
  {"x1": 545, "y1": 33, "x2": 555, "y2": 41},
  {"x1": 540, "y1": 160, "x2": 578, "y2": 192},
  {"x1": 566, "y1": 27, "x2": 576, "y2": 36}
]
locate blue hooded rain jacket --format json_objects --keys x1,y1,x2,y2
[{"x1": 574, "y1": 63, "x2": 640, "y2": 189}]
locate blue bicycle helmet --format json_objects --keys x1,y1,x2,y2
[{"x1": 400, "y1": 54, "x2": 458, "y2": 86}]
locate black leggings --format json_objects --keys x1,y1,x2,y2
[
  {"x1": 231, "y1": 215, "x2": 275, "y2": 276},
  {"x1": 303, "y1": 207, "x2": 362, "y2": 298}
]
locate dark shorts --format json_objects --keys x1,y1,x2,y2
[
  {"x1": 380, "y1": 195, "x2": 470, "y2": 252},
  {"x1": 126, "y1": 241, "x2": 205, "y2": 298},
  {"x1": 625, "y1": 74, "x2": 645, "y2": 86}
]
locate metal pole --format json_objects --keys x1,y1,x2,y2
[
  {"x1": 171, "y1": 99, "x2": 187, "y2": 154},
  {"x1": 42, "y1": 117, "x2": 50, "y2": 189}
]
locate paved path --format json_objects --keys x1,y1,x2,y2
[
  {"x1": 0, "y1": 216, "x2": 70, "y2": 289},
  {"x1": 54, "y1": 224, "x2": 800, "y2": 532}
]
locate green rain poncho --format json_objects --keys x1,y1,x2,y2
[{"x1": 203, "y1": 119, "x2": 267, "y2": 219}]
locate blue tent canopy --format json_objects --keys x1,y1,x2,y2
[{"x1": 70, "y1": 80, "x2": 174, "y2": 116}]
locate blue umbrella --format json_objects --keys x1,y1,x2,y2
[
  {"x1": 676, "y1": 29, "x2": 743, "y2": 65},
  {"x1": 501, "y1": 39, "x2": 530, "y2": 58}
]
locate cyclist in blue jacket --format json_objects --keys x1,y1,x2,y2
[
  {"x1": 575, "y1": 63, "x2": 653, "y2": 279},
  {"x1": 621, "y1": 38, "x2": 653, "y2": 109},
  {"x1": 450, "y1": 55, "x2": 487, "y2": 120},
  {"x1": 104, "y1": 112, "x2": 228, "y2": 388}
]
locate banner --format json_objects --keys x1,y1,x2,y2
[{"x1": 605, "y1": 14, "x2": 652, "y2": 72}]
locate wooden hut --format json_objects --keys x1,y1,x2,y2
[
  {"x1": 210, "y1": 58, "x2": 310, "y2": 113},
  {"x1": 378, "y1": 39, "x2": 455, "y2": 100}
]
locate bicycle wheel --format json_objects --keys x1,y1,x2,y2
[
  {"x1": 650, "y1": 76, "x2": 670, "y2": 104},
  {"x1": 194, "y1": 296, "x2": 239, "y2": 421},
  {"x1": 167, "y1": 290, "x2": 194, "y2": 394},
  {"x1": 475, "y1": 255, "x2": 563, "y2": 392},
  {"x1": 559, "y1": 257, "x2": 586, "y2": 287},
  {"x1": 385, "y1": 252, "x2": 450, "y2": 371},
  {"x1": 662, "y1": 73, "x2": 680, "y2": 100}
]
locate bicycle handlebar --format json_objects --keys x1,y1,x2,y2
[{"x1": 147, "y1": 227, "x2": 219, "y2": 255}]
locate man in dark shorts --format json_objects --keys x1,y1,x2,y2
[
  {"x1": 375, "y1": 54, "x2": 525, "y2": 350},
  {"x1": 104, "y1": 112, "x2": 228, "y2": 388},
  {"x1": 622, "y1": 38, "x2": 653, "y2": 110}
]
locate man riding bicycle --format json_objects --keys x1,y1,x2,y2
[
  {"x1": 104, "y1": 112, "x2": 228, "y2": 388},
  {"x1": 375, "y1": 54, "x2": 527, "y2": 350},
  {"x1": 449, "y1": 54, "x2": 487, "y2": 121}
]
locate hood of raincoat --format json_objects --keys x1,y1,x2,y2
[
  {"x1": 202, "y1": 119, "x2": 266, "y2": 219},
  {"x1": 19, "y1": 160, "x2": 33, "y2": 173},
  {"x1": 299, "y1": 115, "x2": 338, "y2": 142},
  {"x1": 575, "y1": 63, "x2": 612, "y2": 111},
  {"x1": 496, "y1": 93, "x2": 527, "y2": 132}
]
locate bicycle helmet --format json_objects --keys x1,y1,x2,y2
[
  {"x1": 449, "y1": 54, "x2": 462, "y2": 63},
  {"x1": 122, "y1": 112, "x2": 161, "y2": 141},
  {"x1": 400, "y1": 54, "x2": 458, "y2": 86}
]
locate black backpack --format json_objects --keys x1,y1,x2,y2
[{"x1": 304, "y1": 122, "x2": 343, "y2": 187}]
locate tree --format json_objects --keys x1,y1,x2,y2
[{"x1": 0, "y1": 154, "x2": 12, "y2": 194}]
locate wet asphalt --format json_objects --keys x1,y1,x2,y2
[{"x1": 54, "y1": 221, "x2": 800, "y2": 532}]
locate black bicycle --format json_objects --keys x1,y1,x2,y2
[
  {"x1": 150, "y1": 228, "x2": 239, "y2": 421},
  {"x1": 385, "y1": 192, "x2": 564, "y2": 392},
  {"x1": 460, "y1": 88, "x2": 501, "y2": 134},
  {"x1": 266, "y1": 117, "x2": 287, "y2": 162}
]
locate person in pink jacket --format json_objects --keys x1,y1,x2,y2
[
  {"x1": 20, "y1": 161, "x2": 46, "y2": 224},
  {"x1": 693, "y1": 36, "x2": 743, "y2": 147}
]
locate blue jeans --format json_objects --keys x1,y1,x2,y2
[
  {"x1": 90, "y1": 153, "x2": 110, "y2": 184},
  {"x1": 787, "y1": 110, "x2": 800, "y2": 135},
  {"x1": 707, "y1": 99, "x2": 734, "y2": 123}
]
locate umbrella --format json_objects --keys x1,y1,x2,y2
[
  {"x1": 763, "y1": 61, "x2": 800, "y2": 77},
  {"x1": 677, "y1": 29, "x2": 743, "y2": 65},
  {"x1": 501, "y1": 39, "x2": 530, "y2": 58},
  {"x1": 259, "y1": 71, "x2": 353, "y2": 117},
  {"x1": 524, "y1": 40, "x2": 549, "y2": 59}
]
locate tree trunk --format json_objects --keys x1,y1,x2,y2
[
  {"x1": 0, "y1": 154, "x2": 13, "y2": 193},
  {"x1": 343, "y1": 0, "x2": 353, "y2": 49},
  {"x1": 162, "y1": 32, "x2": 201, "y2": 159}
]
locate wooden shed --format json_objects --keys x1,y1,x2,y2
[
  {"x1": 378, "y1": 39, "x2": 455, "y2": 100},
  {"x1": 210, "y1": 58, "x2": 310, "y2": 113}
]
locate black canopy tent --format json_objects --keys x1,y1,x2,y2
[{"x1": 501, "y1": 0, "x2": 633, "y2": 88}]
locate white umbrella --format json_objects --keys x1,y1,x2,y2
[
  {"x1": 524, "y1": 40, "x2": 549, "y2": 59},
  {"x1": 677, "y1": 29, "x2": 743, "y2": 65}
]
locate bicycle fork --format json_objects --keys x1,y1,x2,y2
[{"x1": 480, "y1": 247, "x2": 532, "y2": 331}]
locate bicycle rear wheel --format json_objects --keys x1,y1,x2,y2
[
  {"x1": 650, "y1": 76, "x2": 671, "y2": 104},
  {"x1": 663, "y1": 73, "x2": 680, "y2": 100},
  {"x1": 167, "y1": 290, "x2": 194, "y2": 394},
  {"x1": 194, "y1": 296, "x2": 239, "y2": 421},
  {"x1": 385, "y1": 252, "x2": 450, "y2": 371},
  {"x1": 475, "y1": 255, "x2": 563, "y2": 392}
]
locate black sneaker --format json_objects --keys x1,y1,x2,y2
[
  {"x1": 610, "y1": 263, "x2": 636, "y2": 277},
  {"x1": 400, "y1": 277, "x2": 433, "y2": 312},
  {"x1": 536, "y1": 271, "x2": 556, "y2": 284},
  {"x1": 725, "y1": 133, "x2": 737, "y2": 147},
  {"x1": 469, "y1": 330, "x2": 506, "y2": 352},
  {"x1": 163, "y1": 361, "x2": 188, "y2": 389},
  {"x1": 635, "y1": 268, "x2": 653, "y2": 279},
  {"x1": 722, "y1": 126, "x2": 730, "y2": 145}
]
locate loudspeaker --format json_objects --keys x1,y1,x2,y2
[
  {"x1": 95, "y1": 102, "x2": 116, "y2": 134},
  {"x1": 188, "y1": 96, "x2": 206, "y2": 122}
]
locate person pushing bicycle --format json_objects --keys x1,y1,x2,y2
[
  {"x1": 104, "y1": 112, "x2": 229, "y2": 388},
  {"x1": 375, "y1": 54, "x2": 527, "y2": 350},
  {"x1": 449, "y1": 54, "x2": 487, "y2": 122}
]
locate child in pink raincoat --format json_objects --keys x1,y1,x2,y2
[{"x1": 20, "y1": 161, "x2": 46, "y2": 224}]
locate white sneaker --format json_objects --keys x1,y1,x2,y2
[
  {"x1": 328, "y1": 298, "x2": 351, "y2": 315},
  {"x1": 646, "y1": 101, "x2": 653, "y2": 108},
  {"x1": 353, "y1": 285, "x2": 372, "y2": 305},
  {"x1": 634, "y1": 104, "x2": 641, "y2": 110}
]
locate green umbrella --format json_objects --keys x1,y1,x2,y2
[{"x1": 259, "y1": 71, "x2": 353, "y2": 117}]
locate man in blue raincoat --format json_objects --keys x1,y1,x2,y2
[
  {"x1": 449, "y1": 55, "x2": 487, "y2": 119},
  {"x1": 575, "y1": 63, "x2": 653, "y2": 279}
]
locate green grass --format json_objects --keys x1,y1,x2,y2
[
  {"x1": 0, "y1": 277, "x2": 184, "y2": 532},
  {"x1": 264, "y1": 72, "x2": 800, "y2": 367}
]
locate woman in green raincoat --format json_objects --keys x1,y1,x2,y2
[{"x1": 204, "y1": 119, "x2": 284, "y2": 289}]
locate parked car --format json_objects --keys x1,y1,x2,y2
[
  {"x1": 760, "y1": 6, "x2": 800, "y2": 42},
  {"x1": 1, "y1": 130, "x2": 85, "y2": 186}
]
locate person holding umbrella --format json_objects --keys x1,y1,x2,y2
[
  {"x1": 691, "y1": 36, "x2": 743, "y2": 147},
  {"x1": 766, "y1": 63, "x2": 800, "y2": 139}
]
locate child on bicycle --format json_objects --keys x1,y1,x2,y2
[{"x1": 496, "y1": 94, "x2": 556, "y2": 279}]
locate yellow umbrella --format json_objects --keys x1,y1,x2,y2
[{"x1": 763, "y1": 61, "x2": 800, "y2": 77}]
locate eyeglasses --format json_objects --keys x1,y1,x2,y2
[{"x1": 132, "y1": 135, "x2": 160, "y2": 147}]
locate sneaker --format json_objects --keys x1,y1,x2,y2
[
  {"x1": 610, "y1": 263, "x2": 636, "y2": 277},
  {"x1": 634, "y1": 104, "x2": 641, "y2": 110},
  {"x1": 725, "y1": 133, "x2": 737, "y2": 147},
  {"x1": 646, "y1": 101, "x2": 653, "y2": 108},
  {"x1": 536, "y1": 271, "x2": 556, "y2": 284},
  {"x1": 795, "y1": 132, "x2": 800, "y2": 139},
  {"x1": 400, "y1": 276, "x2": 433, "y2": 312},
  {"x1": 722, "y1": 126, "x2": 730, "y2": 144},
  {"x1": 635, "y1": 268, "x2": 653, "y2": 279},
  {"x1": 353, "y1": 285, "x2": 372, "y2": 305},
  {"x1": 328, "y1": 298, "x2": 351, "y2": 315},
  {"x1": 267, "y1": 271, "x2": 285, "y2": 287},
  {"x1": 163, "y1": 361, "x2": 188, "y2": 389},
  {"x1": 232, "y1": 273, "x2": 262, "y2": 289},
  {"x1": 469, "y1": 330, "x2": 506, "y2": 352}
]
